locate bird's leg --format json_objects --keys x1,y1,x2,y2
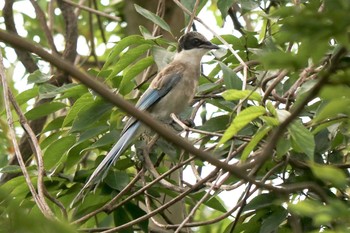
[{"x1": 170, "y1": 113, "x2": 195, "y2": 131}]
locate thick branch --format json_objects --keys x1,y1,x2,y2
[{"x1": 3, "y1": 0, "x2": 38, "y2": 72}]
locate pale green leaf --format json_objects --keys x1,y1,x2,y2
[
  {"x1": 219, "y1": 106, "x2": 266, "y2": 145},
  {"x1": 266, "y1": 101, "x2": 277, "y2": 116},
  {"x1": 27, "y1": 70, "x2": 50, "y2": 84},
  {"x1": 241, "y1": 125, "x2": 271, "y2": 161},
  {"x1": 222, "y1": 89, "x2": 261, "y2": 102},
  {"x1": 310, "y1": 163, "x2": 347, "y2": 188},
  {"x1": 15, "y1": 87, "x2": 39, "y2": 106},
  {"x1": 260, "y1": 116, "x2": 279, "y2": 126},
  {"x1": 313, "y1": 98, "x2": 350, "y2": 123},
  {"x1": 38, "y1": 83, "x2": 79, "y2": 99},
  {"x1": 0, "y1": 165, "x2": 22, "y2": 174}
]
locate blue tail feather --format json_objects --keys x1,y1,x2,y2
[{"x1": 71, "y1": 121, "x2": 141, "y2": 206}]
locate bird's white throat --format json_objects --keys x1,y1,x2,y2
[{"x1": 173, "y1": 48, "x2": 210, "y2": 66}]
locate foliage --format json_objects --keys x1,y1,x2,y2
[{"x1": 0, "y1": 0, "x2": 350, "y2": 232}]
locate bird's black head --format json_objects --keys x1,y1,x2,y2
[{"x1": 177, "y1": 31, "x2": 219, "y2": 52}]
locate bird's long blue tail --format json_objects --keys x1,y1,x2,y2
[{"x1": 71, "y1": 121, "x2": 141, "y2": 206}]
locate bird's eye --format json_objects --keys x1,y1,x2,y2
[{"x1": 192, "y1": 38, "x2": 201, "y2": 46}]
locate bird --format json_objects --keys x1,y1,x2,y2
[{"x1": 72, "y1": 31, "x2": 219, "y2": 205}]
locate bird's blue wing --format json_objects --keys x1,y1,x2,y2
[
  {"x1": 136, "y1": 73, "x2": 182, "y2": 110},
  {"x1": 122, "y1": 72, "x2": 182, "y2": 134}
]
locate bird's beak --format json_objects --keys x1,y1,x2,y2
[{"x1": 200, "y1": 41, "x2": 220, "y2": 50}]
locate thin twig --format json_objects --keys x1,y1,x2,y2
[
  {"x1": 8, "y1": 91, "x2": 54, "y2": 217},
  {"x1": 142, "y1": 140, "x2": 186, "y2": 192},
  {"x1": 101, "y1": 167, "x2": 219, "y2": 233},
  {"x1": 72, "y1": 168, "x2": 143, "y2": 224},
  {"x1": 61, "y1": 0, "x2": 121, "y2": 22},
  {"x1": 262, "y1": 69, "x2": 288, "y2": 103},
  {"x1": 186, "y1": 0, "x2": 200, "y2": 32},
  {"x1": 0, "y1": 53, "x2": 53, "y2": 218},
  {"x1": 29, "y1": 0, "x2": 58, "y2": 54},
  {"x1": 170, "y1": 113, "x2": 223, "y2": 137},
  {"x1": 73, "y1": 158, "x2": 194, "y2": 224}
]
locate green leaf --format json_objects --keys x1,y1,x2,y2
[
  {"x1": 190, "y1": 191, "x2": 227, "y2": 213},
  {"x1": 0, "y1": 165, "x2": 22, "y2": 174},
  {"x1": 288, "y1": 121, "x2": 315, "y2": 160},
  {"x1": 107, "y1": 44, "x2": 152, "y2": 81},
  {"x1": 211, "y1": 34, "x2": 244, "y2": 50},
  {"x1": 27, "y1": 70, "x2": 50, "y2": 84},
  {"x1": 124, "y1": 202, "x2": 148, "y2": 232},
  {"x1": 44, "y1": 135, "x2": 76, "y2": 170},
  {"x1": 241, "y1": 125, "x2": 271, "y2": 161},
  {"x1": 25, "y1": 102, "x2": 67, "y2": 120},
  {"x1": 66, "y1": 141, "x2": 91, "y2": 170},
  {"x1": 219, "y1": 106, "x2": 266, "y2": 145},
  {"x1": 77, "y1": 125, "x2": 109, "y2": 144},
  {"x1": 1, "y1": 176, "x2": 28, "y2": 198},
  {"x1": 15, "y1": 87, "x2": 39, "y2": 106},
  {"x1": 40, "y1": 131, "x2": 62, "y2": 149},
  {"x1": 260, "y1": 207, "x2": 288, "y2": 233},
  {"x1": 134, "y1": 4, "x2": 171, "y2": 33},
  {"x1": 313, "y1": 99, "x2": 350, "y2": 123},
  {"x1": 310, "y1": 163, "x2": 347, "y2": 188},
  {"x1": 319, "y1": 85, "x2": 350, "y2": 100},
  {"x1": 276, "y1": 137, "x2": 291, "y2": 158},
  {"x1": 197, "y1": 82, "x2": 222, "y2": 93},
  {"x1": 38, "y1": 83, "x2": 79, "y2": 99},
  {"x1": 71, "y1": 100, "x2": 113, "y2": 132},
  {"x1": 217, "y1": 0, "x2": 234, "y2": 19},
  {"x1": 86, "y1": 130, "x2": 119, "y2": 150},
  {"x1": 260, "y1": 50, "x2": 307, "y2": 70},
  {"x1": 63, "y1": 93, "x2": 93, "y2": 126},
  {"x1": 113, "y1": 206, "x2": 133, "y2": 233},
  {"x1": 243, "y1": 193, "x2": 278, "y2": 212},
  {"x1": 42, "y1": 116, "x2": 65, "y2": 133},
  {"x1": 222, "y1": 89, "x2": 262, "y2": 102},
  {"x1": 219, "y1": 62, "x2": 242, "y2": 89},
  {"x1": 259, "y1": 116, "x2": 279, "y2": 126},
  {"x1": 239, "y1": 0, "x2": 260, "y2": 10},
  {"x1": 105, "y1": 170, "x2": 130, "y2": 191},
  {"x1": 139, "y1": 25, "x2": 154, "y2": 39},
  {"x1": 59, "y1": 84, "x2": 88, "y2": 99},
  {"x1": 199, "y1": 115, "x2": 230, "y2": 132},
  {"x1": 266, "y1": 101, "x2": 277, "y2": 117},
  {"x1": 119, "y1": 56, "x2": 154, "y2": 95}
]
